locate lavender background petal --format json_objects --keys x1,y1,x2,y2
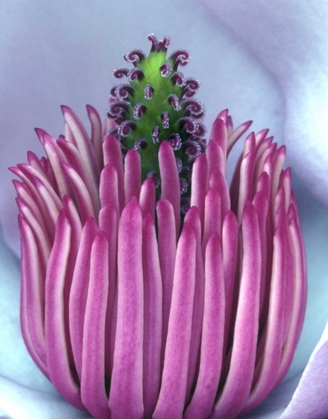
[
  {"x1": 204, "y1": 0, "x2": 328, "y2": 209},
  {"x1": 0, "y1": 376, "x2": 90, "y2": 419},
  {"x1": 281, "y1": 323, "x2": 328, "y2": 419}
]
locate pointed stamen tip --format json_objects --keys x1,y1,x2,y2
[
  {"x1": 9, "y1": 166, "x2": 18, "y2": 175},
  {"x1": 60, "y1": 105, "x2": 73, "y2": 118},
  {"x1": 284, "y1": 167, "x2": 292, "y2": 176},
  {"x1": 246, "y1": 131, "x2": 256, "y2": 141},
  {"x1": 279, "y1": 144, "x2": 287, "y2": 155},
  {"x1": 218, "y1": 108, "x2": 229, "y2": 119},
  {"x1": 34, "y1": 127, "x2": 48, "y2": 141},
  {"x1": 123, "y1": 195, "x2": 141, "y2": 215},
  {"x1": 85, "y1": 104, "x2": 97, "y2": 116},
  {"x1": 257, "y1": 128, "x2": 270, "y2": 137}
]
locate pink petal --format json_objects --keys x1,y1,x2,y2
[
  {"x1": 142, "y1": 214, "x2": 163, "y2": 418},
  {"x1": 109, "y1": 198, "x2": 144, "y2": 419},
  {"x1": 61, "y1": 106, "x2": 100, "y2": 186},
  {"x1": 185, "y1": 233, "x2": 225, "y2": 419},
  {"x1": 124, "y1": 149, "x2": 141, "y2": 204},
  {"x1": 103, "y1": 135, "x2": 125, "y2": 213},
  {"x1": 81, "y1": 232, "x2": 111, "y2": 418},
  {"x1": 156, "y1": 199, "x2": 176, "y2": 362},
  {"x1": 19, "y1": 216, "x2": 48, "y2": 377},
  {"x1": 184, "y1": 206, "x2": 204, "y2": 400},
  {"x1": 158, "y1": 141, "x2": 181, "y2": 236},
  {"x1": 69, "y1": 217, "x2": 98, "y2": 379},
  {"x1": 211, "y1": 202, "x2": 261, "y2": 418},
  {"x1": 45, "y1": 210, "x2": 84, "y2": 410},
  {"x1": 86, "y1": 104, "x2": 103, "y2": 170},
  {"x1": 190, "y1": 154, "x2": 208, "y2": 233},
  {"x1": 153, "y1": 222, "x2": 196, "y2": 419}
]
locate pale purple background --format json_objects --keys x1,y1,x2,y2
[{"x1": 0, "y1": 0, "x2": 328, "y2": 418}]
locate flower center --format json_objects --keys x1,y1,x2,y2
[{"x1": 107, "y1": 34, "x2": 206, "y2": 198}]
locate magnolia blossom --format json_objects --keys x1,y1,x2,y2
[
  {"x1": 11, "y1": 36, "x2": 306, "y2": 419},
  {"x1": 1, "y1": 2, "x2": 328, "y2": 419}
]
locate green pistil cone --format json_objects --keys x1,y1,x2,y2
[{"x1": 107, "y1": 34, "x2": 206, "y2": 204}]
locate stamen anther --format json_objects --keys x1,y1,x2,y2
[
  {"x1": 144, "y1": 84, "x2": 154, "y2": 100},
  {"x1": 160, "y1": 63, "x2": 172, "y2": 78},
  {"x1": 128, "y1": 68, "x2": 144, "y2": 82},
  {"x1": 168, "y1": 94, "x2": 181, "y2": 111},
  {"x1": 183, "y1": 99, "x2": 204, "y2": 118},
  {"x1": 133, "y1": 138, "x2": 148, "y2": 150},
  {"x1": 161, "y1": 111, "x2": 170, "y2": 129},
  {"x1": 113, "y1": 68, "x2": 129, "y2": 78},
  {"x1": 168, "y1": 133, "x2": 182, "y2": 150},
  {"x1": 147, "y1": 170, "x2": 161, "y2": 187},
  {"x1": 179, "y1": 178, "x2": 188, "y2": 194},
  {"x1": 152, "y1": 126, "x2": 160, "y2": 144},
  {"x1": 184, "y1": 139, "x2": 202, "y2": 159},
  {"x1": 176, "y1": 157, "x2": 183, "y2": 172},
  {"x1": 124, "y1": 49, "x2": 146, "y2": 64},
  {"x1": 169, "y1": 50, "x2": 190, "y2": 69},
  {"x1": 182, "y1": 78, "x2": 200, "y2": 99},
  {"x1": 133, "y1": 103, "x2": 147, "y2": 120},
  {"x1": 118, "y1": 120, "x2": 137, "y2": 137},
  {"x1": 171, "y1": 72, "x2": 187, "y2": 87},
  {"x1": 115, "y1": 84, "x2": 134, "y2": 100},
  {"x1": 178, "y1": 117, "x2": 199, "y2": 134}
]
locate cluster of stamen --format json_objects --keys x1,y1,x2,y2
[{"x1": 107, "y1": 34, "x2": 206, "y2": 201}]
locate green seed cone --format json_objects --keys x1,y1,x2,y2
[{"x1": 107, "y1": 34, "x2": 206, "y2": 202}]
